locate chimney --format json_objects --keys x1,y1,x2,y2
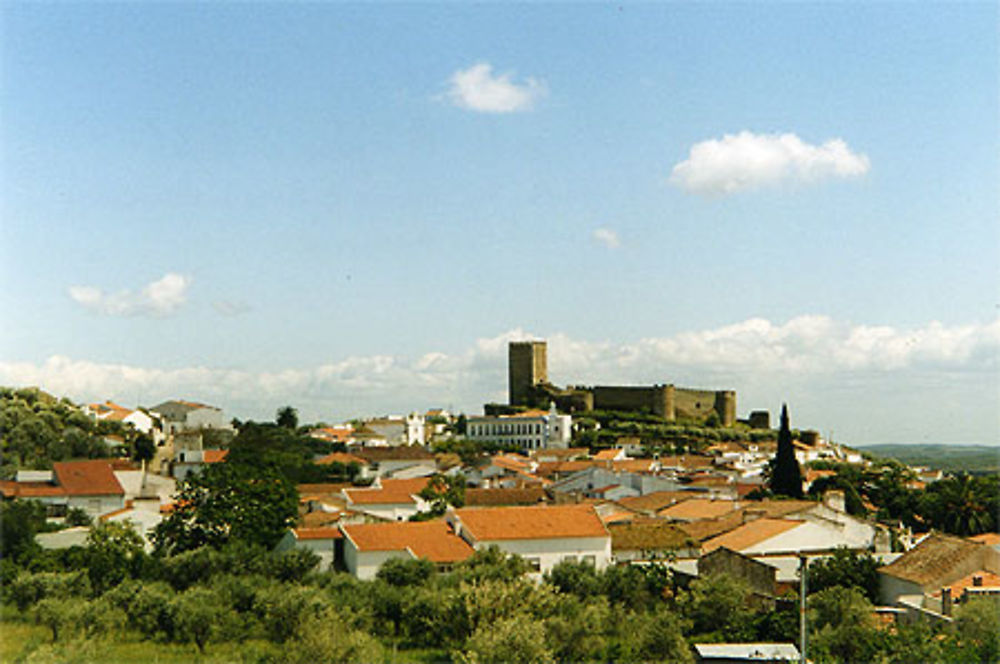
[{"x1": 941, "y1": 587, "x2": 952, "y2": 616}]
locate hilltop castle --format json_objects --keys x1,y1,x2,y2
[{"x1": 507, "y1": 340, "x2": 737, "y2": 426}]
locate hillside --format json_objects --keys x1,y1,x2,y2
[{"x1": 859, "y1": 444, "x2": 1000, "y2": 475}]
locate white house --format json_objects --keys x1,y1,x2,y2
[
  {"x1": 342, "y1": 477, "x2": 431, "y2": 521},
  {"x1": 448, "y1": 504, "x2": 612, "y2": 574},
  {"x1": 340, "y1": 520, "x2": 474, "y2": 580},
  {"x1": 466, "y1": 405, "x2": 572, "y2": 451},
  {"x1": 149, "y1": 400, "x2": 229, "y2": 434},
  {"x1": 0, "y1": 460, "x2": 126, "y2": 520},
  {"x1": 349, "y1": 446, "x2": 437, "y2": 479},
  {"x1": 274, "y1": 527, "x2": 343, "y2": 571}
]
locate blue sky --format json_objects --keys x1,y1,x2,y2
[{"x1": 2, "y1": 3, "x2": 997, "y2": 445}]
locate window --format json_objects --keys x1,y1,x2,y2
[
  {"x1": 564, "y1": 555, "x2": 577, "y2": 563},
  {"x1": 525, "y1": 557, "x2": 541, "y2": 572},
  {"x1": 582, "y1": 555, "x2": 596, "y2": 566}
]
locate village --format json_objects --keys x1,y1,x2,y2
[{"x1": 2, "y1": 341, "x2": 998, "y2": 663}]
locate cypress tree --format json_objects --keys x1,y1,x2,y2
[{"x1": 770, "y1": 403, "x2": 803, "y2": 498}]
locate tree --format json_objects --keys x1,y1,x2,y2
[
  {"x1": 171, "y1": 586, "x2": 225, "y2": 653},
  {"x1": 152, "y1": 461, "x2": 298, "y2": 554},
  {"x1": 808, "y1": 586, "x2": 882, "y2": 663},
  {"x1": 85, "y1": 520, "x2": 145, "y2": 594},
  {"x1": 376, "y1": 557, "x2": 435, "y2": 587},
  {"x1": 682, "y1": 573, "x2": 755, "y2": 640},
  {"x1": 458, "y1": 613, "x2": 556, "y2": 664},
  {"x1": 1, "y1": 499, "x2": 47, "y2": 563},
  {"x1": 132, "y1": 433, "x2": 156, "y2": 466},
  {"x1": 953, "y1": 596, "x2": 1000, "y2": 663},
  {"x1": 807, "y1": 547, "x2": 880, "y2": 603},
  {"x1": 769, "y1": 404, "x2": 803, "y2": 498},
  {"x1": 919, "y1": 474, "x2": 997, "y2": 536},
  {"x1": 276, "y1": 406, "x2": 299, "y2": 430},
  {"x1": 414, "y1": 472, "x2": 466, "y2": 518}
]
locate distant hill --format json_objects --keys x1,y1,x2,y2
[{"x1": 858, "y1": 444, "x2": 1000, "y2": 475}]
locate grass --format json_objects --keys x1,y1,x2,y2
[{"x1": 0, "y1": 620, "x2": 273, "y2": 664}]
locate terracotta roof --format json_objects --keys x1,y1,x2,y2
[
  {"x1": 617, "y1": 491, "x2": 699, "y2": 513},
  {"x1": 658, "y1": 455, "x2": 715, "y2": 469},
  {"x1": 344, "y1": 477, "x2": 430, "y2": 506},
  {"x1": 490, "y1": 454, "x2": 534, "y2": 472},
  {"x1": 969, "y1": 533, "x2": 1000, "y2": 547},
  {"x1": 300, "y1": 511, "x2": 344, "y2": 528},
  {"x1": 316, "y1": 452, "x2": 366, "y2": 466},
  {"x1": 659, "y1": 498, "x2": 739, "y2": 521},
  {"x1": 611, "y1": 459, "x2": 657, "y2": 473},
  {"x1": 531, "y1": 448, "x2": 589, "y2": 461},
  {"x1": 879, "y1": 533, "x2": 989, "y2": 587},
  {"x1": 701, "y1": 518, "x2": 802, "y2": 553},
  {"x1": 534, "y1": 460, "x2": 596, "y2": 477},
  {"x1": 350, "y1": 446, "x2": 434, "y2": 462},
  {"x1": 310, "y1": 427, "x2": 353, "y2": 442},
  {"x1": 594, "y1": 449, "x2": 623, "y2": 461},
  {"x1": 53, "y1": 461, "x2": 124, "y2": 496},
  {"x1": 202, "y1": 450, "x2": 228, "y2": 463},
  {"x1": 0, "y1": 480, "x2": 65, "y2": 498},
  {"x1": 342, "y1": 521, "x2": 473, "y2": 562},
  {"x1": 679, "y1": 500, "x2": 817, "y2": 542},
  {"x1": 932, "y1": 570, "x2": 1000, "y2": 598},
  {"x1": 465, "y1": 487, "x2": 547, "y2": 506},
  {"x1": 298, "y1": 482, "x2": 355, "y2": 496},
  {"x1": 293, "y1": 527, "x2": 343, "y2": 540},
  {"x1": 454, "y1": 504, "x2": 608, "y2": 541},
  {"x1": 805, "y1": 469, "x2": 836, "y2": 483},
  {"x1": 609, "y1": 519, "x2": 694, "y2": 552}
]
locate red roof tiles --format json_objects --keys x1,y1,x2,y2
[{"x1": 454, "y1": 504, "x2": 609, "y2": 541}]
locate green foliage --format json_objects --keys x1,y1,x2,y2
[
  {"x1": 170, "y1": 586, "x2": 226, "y2": 652},
  {"x1": 84, "y1": 520, "x2": 146, "y2": 595},
  {"x1": 277, "y1": 606, "x2": 383, "y2": 664},
  {"x1": 545, "y1": 559, "x2": 603, "y2": 599},
  {"x1": 376, "y1": 557, "x2": 435, "y2": 587},
  {"x1": 808, "y1": 586, "x2": 882, "y2": 664},
  {"x1": 953, "y1": 596, "x2": 1000, "y2": 663},
  {"x1": 414, "y1": 472, "x2": 466, "y2": 519},
  {"x1": 32, "y1": 596, "x2": 86, "y2": 642},
  {"x1": 458, "y1": 612, "x2": 556, "y2": 664},
  {"x1": 152, "y1": 461, "x2": 298, "y2": 554},
  {"x1": 807, "y1": 547, "x2": 880, "y2": 603},
  {"x1": 453, "y1": 545, "x2": 530, "y2": 584},
  {"x1": 619, "y1": 605, "x2": 693, "y2": 664},
  {"x1": 918, "y1": 474, "x2": 998, "y2": 536},
  {"x1": 8, "y1": 570, "x2": 91, "y2": 612},
  {"x1": 682, "y1": 572, "x2": 754, "y2": 641},
  {"x1": 769, "y1": 404, "x2": 803, "y2": 498},
  {"x1": 64, "y1": 507, "x2": 92, "y2": 528},
  {"x1": 1, "y1": 499, "x2": 47, "y2": 563},
  {"x1": 275, "y1": 406, "x2": 299, "y2": 430}
]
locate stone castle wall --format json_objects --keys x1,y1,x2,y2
[{"x1": 509, "y1": 341, "x2": 547, "y2": 406}]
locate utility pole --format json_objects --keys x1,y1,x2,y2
[{"x1": 799, "y1": 553, "x2": 808, "y2": 664}]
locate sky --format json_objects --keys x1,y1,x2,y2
[{"x1": 1, "y1": 3, "x2": 997, "y2": 446}]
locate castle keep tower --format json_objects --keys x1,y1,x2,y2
[{"x1": 509, "y1": 341, "x2": 547, "y2": 406}]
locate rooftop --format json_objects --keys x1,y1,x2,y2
[
  {"x1": 879, "y1": 533, "x2": 989, "y2": 587},
  {"x1": 659, "y1": 498, "x2": 740, "y2": 522},
  {"x1": 342, "y1": 520, "x2": 473, "y2": 562},
  {"x1": 701, "y1": 518, "x2": 803, "y2": 554},
  {"x1": 53, "y1": 460, "x2": 125, "y2": 496},
  {"x1": 344, "y1": 477, "x2": 430, "y2": 506},
  {"x1": 453, "y1": 504, "x2": 608, "y2": 541}
]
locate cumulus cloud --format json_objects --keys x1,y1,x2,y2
[
  {"x1": 592, "y1": 228, "x2": 621, "y2": 249},
  {"x1": 446, "y1": 62, "x2": 546, "y2": 113},
  {"x1": 3, "y1": 317, "x2": 996, "y2": 437},
  {"x1": 670, "y1": 131, "x2": 870, "y2": 195},
  {"x1": 69, "y1": 273, "x2": 191, "y2": 317}
]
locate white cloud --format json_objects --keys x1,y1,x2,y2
[
  {"x1": 592, "y1": 228, "x2": 621, "y2": 249},
  {"x1": 446, "y1": 62, "x2": 546, "y2": 113},
  {"x1": 670, "y1": 131, "x2": 870, "y2": 195},
  {"x1": 3, "y1": 317, "x2": 996, "y2": 444},
  {"x1": 69, "y1": 273, "x2": 192, "y2": 317}
]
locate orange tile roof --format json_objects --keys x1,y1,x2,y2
[
  {"x1": 659, "y1": 498, "x2": 739, "y2": 521},
  {"x1": 0, "y1": 480, "x2": 65, "y2": 498},
  {"x1": 659, "y1": 455, "x2": 715, "y2": 469},
  {"x1": 53, "y1": 460, "x2": 124, "y2": 496},
  {"x1": 293, "y1": 527, "x2": 343, "y2": 540},
  {"x1": 969, "y1": 533, "x2": 1000, "y2": 547},
  {"x1": 202, "y1": 449, "x2": 228, "y2": 463},
  {"x1": 342, "y1": 521, "x2": 473, "y2": 562},
  {"x1": 311, "y1": 427, "x2": 353, "y2": 442},
  {"x1": 534, "y1": 460, "x2": 596, "y2": 477},
  {"x1": 701, "y1": 518, "x2": 802, "y2": 553},
  {"x1": 932, "y1": 570, "x2": 1000, "y2": 598},
  {"x1": 300, "y1": 511, "x2": 344, "y2": 528},
  {"x1": 297, "y1": 482, "x2": 355, "y2": 496},
  {"x1": 344, "y1": 477, "x2": 430, "y2": 505},
  {"x1": 454, "y1": 504, "x2": 608, "y2": 541},
  {"x1": 316, "y1": 452, "x2": 366, "y2": 466},
  {"x1": 594, "y1": 449, "x2": 623, "y2": 461},
  {"x1": 612, "y1": 459, "x2": 657, "y2": 473},
  {"x1": 465, "y1": 487, "x2": 547, "y2": 506},
  {"x1": 617, "y1": 491, "x2": 698, "y2": 513}
]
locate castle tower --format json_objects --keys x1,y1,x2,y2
[
  {"x1": 509, "y1": 341, "x2": 547, "y2": 406},
  {"x1": 714, "y1": 390, "x2": 737, "y2": 427}
]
